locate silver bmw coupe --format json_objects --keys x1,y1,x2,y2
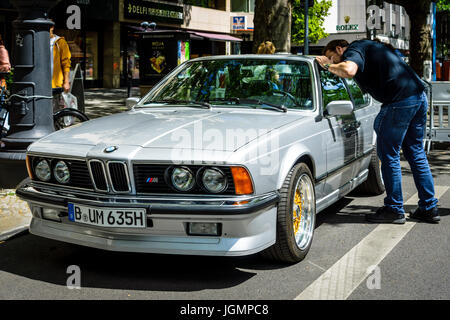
[{"x1": 17, "y1": 55, "x2": 384, "y2": 263}]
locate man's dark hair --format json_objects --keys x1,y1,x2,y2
[{"x1": 322, "y1": 40, "x2": 349, "y2": 55}]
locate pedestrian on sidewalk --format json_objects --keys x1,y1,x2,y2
[
  {"x1": 50, "y1": 20, "x2": 71, "y2": 112},
  {"x1": 0, "y1": 34, "x2": 11, "y2": 73},
  {"x1": 316, "y1": 39, "x2": 440, "y2": 224},
  {"x1": 0, "y1": 33, "x2": 11, "y2": 149}
]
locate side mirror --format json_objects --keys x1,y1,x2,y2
[
  {"x1": 126, "y1": 97, "x2": 140, "y2": 110},
  {"x1": 325, "y1": 100, "x2": 354, "y2": 116}
]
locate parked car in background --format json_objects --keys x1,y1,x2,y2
[{"x1": 17, "y1": 55, "x2": 384, "y2": 263}]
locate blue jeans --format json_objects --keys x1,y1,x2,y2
[{"x1": 374, "y1": 91, "x2": 438, "y2": 215}]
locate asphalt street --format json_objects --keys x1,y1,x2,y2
[{"x1": 0, "y1": 148, "x2": 448, "y2": 301}]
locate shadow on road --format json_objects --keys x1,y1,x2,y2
[{"x1": 0, "y1": 232, "x2": 295, "y2": 291}]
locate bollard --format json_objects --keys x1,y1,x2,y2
[{"x1": 0, "y1": 0, "x2": 61, "y2": 189}]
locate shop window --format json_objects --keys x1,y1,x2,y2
[
  {"x1": 231, "y1": 0, "x2": 255, "y2": 12},
  {"x1": 121, "y1": 36, "x2": 140, "y2": 82},
  {"x1": 54, "y1": 29, "x2": 99, "y2": 81}
]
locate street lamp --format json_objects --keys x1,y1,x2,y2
[
  {"x1": 301, "y1": 0, "x2": 314, "y2": 55},
  {"x1": 0, "y1": 0, "x2": 61, "y2": 188}
]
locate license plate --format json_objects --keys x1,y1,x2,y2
[{"x1": 68, "y1": 203, "x2": 146, "y2": 228}]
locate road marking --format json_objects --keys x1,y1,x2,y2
[
  {"x1": 307, "y1": 260, "x2": 327, "y2": 272},
  {"x1": 404, "y1": 185, "x2": 448, "y2": 206},
  {"x1": 295, "y1": 185, "x2": 448, "y2": 300}
]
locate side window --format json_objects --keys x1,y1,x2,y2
[
  {"x1": 319, "y1": 70, "x2": 351, "y2": 109},
  {"x1": 276, "y1": 62, "x2": 314, "y2": 110},
  {"x1": 345, "y1": 78, "x2": 370, "y2": 109}
]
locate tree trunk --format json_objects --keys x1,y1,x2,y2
[
  {"x1": 389, "y1": 0, "x2": 432, "y2": 77},
  {"x1": 408, "y1": 11, "x2": 431, "y2": 77},
  {"x1": 253, "y1": 0, "x2": 292, "y2": 53}
]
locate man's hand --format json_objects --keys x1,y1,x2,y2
[
  {"x1": 315, "y1": 56, "x2": 333, "y2": 69},
  {"x1": 315, "y1": 56, "x2": 358, "y2": 79},
  {"x1": 63, "y1": 81, "x2": 70, "y2": 93}
]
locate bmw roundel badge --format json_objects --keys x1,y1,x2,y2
[{"x1": 104, "y1": 146, "x2": 118, "y2": 153}]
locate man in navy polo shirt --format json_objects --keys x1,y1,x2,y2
[{"x1": 316, "y1": 39, "x2": 439, "y2": 224}]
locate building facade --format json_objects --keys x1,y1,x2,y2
[
  {"x1": 312, "y1": 0, "x2": 411, "y2": 54},
  {"x1": 0, "y1": 0, "x2": 256, "y2": 89}
]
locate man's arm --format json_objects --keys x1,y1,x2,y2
[
  {"x1": 316, "y1": 56, "x2": 359, "y2": 78},
  {"x1": 59, "y1": 38, "x2": 72, "y2": 92},
  {"x1": 327, "y1": 61, "x2": 358, "y2": 78}
]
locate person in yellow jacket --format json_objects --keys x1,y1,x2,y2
[{"x1": 50, "y1": 22, "x2": 71, "y2": 111}]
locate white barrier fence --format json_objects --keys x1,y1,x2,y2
[{"x1": 425, "y1": 81, "x2": 450, "y2": 153}]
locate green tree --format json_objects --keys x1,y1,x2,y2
[
  {"x1": 436, "y1": 0, "x2": 449, "y2": 58},
  {"x1": 291, "y1": 0, "x2": 333, "y2": 45},
  {"x1": 437, "y1": 0, "x2": 450, "y2": 11}
]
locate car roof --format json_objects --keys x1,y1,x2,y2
[{"x1": 188, "y1": 54, "x2": 317, "y2": 63}]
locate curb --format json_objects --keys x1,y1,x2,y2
[{"x1": 0, "y1": 224, "x2": 29, "y2": 241}]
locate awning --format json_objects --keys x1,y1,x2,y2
[
  {"x1": 188, "y1": 31, "x2": 243, "y2": 42},
  {"x1": 129, "y1": 27, "x2": 243, "y2": 42}
]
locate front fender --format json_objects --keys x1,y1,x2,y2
[{"x1": 276, "y1": 143, "x2": 315, "y2": 190}]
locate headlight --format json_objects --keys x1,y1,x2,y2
[
  {"x1": 202, "y1": 168, "x2": 227, "y2": 193},
  {"x1": 53, "y1": 161, "x2": 70, "y2": 184},
  {"x1": 35, "y1": 160, "x2": 51, "y2": 182},
  {"x1": 171, "y1": 167, "x2": 195, "y2": 192}
]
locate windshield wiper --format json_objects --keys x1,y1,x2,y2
[
  {"x1": 144, "y1": 99, "x2": 212, "y2": 109},
  {"x1": 208, "y1": 98, "x2": 287, "y2": 113}
]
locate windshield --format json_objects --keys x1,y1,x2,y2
[{"x1": 140, "y1": 58, "x2": 314, "y2": 110}]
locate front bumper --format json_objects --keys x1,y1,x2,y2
[{"x1": 17, "y1": 179, "x2": 280, "y2": 256}]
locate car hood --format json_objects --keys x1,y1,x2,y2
[{"x1": 39, "y1": 107, "x2": 305, "y2": 152}]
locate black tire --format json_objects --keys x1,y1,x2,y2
[
  {"x1": 53, "y1": 108, "x2": 89, "y2": 131},
  {"x1": 261, "y1": 163, "x2": 316, "y2": 263},
  {"x1": 356, "y1": 147, "x2": 385, "y2": 195}
]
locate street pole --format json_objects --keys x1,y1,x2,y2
[
  {"x1": 0, "y1": 0, "x2": 61, "y2": 188},
  {"x1": 304, "y1": 0, "x2": 309, "y2": 55},
  {"x1": 432, "y1": 1, "x2": 436, "y2": 81}
]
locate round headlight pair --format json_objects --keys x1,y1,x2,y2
[
  {"x1": 34, "y1": 160, "x2": 70, "y2": 184},
  {"x1": 170, "y1": 167, "x2": 227, "y2": 193}
]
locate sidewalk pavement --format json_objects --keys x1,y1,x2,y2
[
  {"x1": 0, "y1": 88, "x2": 449, "y2": 241},
  {"x1": 0, "y1": 87, "x2": 140, "y2": 241},
  {"x1": 84, "y1": 87, "x2": 140, "y2": 119}
]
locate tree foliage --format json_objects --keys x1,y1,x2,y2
[
  {"x1": 437, "y1": 0, "x2": 450, "y2": 11},
  {"x1": 291, "y1": 0, "x2": 332, "y2": 45}
]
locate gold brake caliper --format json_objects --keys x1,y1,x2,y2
[{"x1": 293, "y1": 189, "x2": 302, "y2": 234}]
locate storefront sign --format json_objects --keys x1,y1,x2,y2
[
  {"x1": 66, "y1": 5, "x2": 81, "y2": 30},
  {"x1": 336, "y1": 24, "x2": 359, "y2": 31},
  {"x1": 124, "y1": 0, "x2": 184, "y2": 24},
  {"x1": 232, "y1": 16, "x2": 247, "y2": 31}
]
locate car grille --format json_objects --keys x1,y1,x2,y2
[
  {"x1": 133, "y1": 164, "x2": 236, "y2": 195},
  {"x1": 108, "y1": 162, "x2": 130, "y2": 192},
  {"x1": 89, "y1": 160, "x2": 108, "y2": 191},
  {"x1": 30, "y1": 156, "x2": 236, "y2": 195},
  {"x1": 87, "y1": 160, "x2": 130, "y2": 193},
  {"x1": 69, "y1": 160, "x2": 94, "y2": 189}
]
